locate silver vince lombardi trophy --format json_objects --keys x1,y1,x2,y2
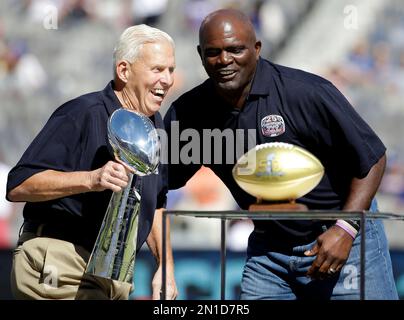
[{"x1": 85, "y1": 108, "x2": 160, "y2": 283}]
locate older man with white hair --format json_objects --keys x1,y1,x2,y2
[{"x1": 6, "y1": 24, "x2": 177, "y2": 300}]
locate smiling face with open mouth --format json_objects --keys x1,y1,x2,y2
[
  {"x1": 198, "y1": 14, "x2": 261, "y2": 98},
  {"x1": 124, "y1": 40, "x2": 175, "y2": 116}
]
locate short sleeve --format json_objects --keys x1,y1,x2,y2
[
  {"x1": 309, "y1": 83, "x2": 386, "y2": 178},
  {"x1": 6, "y1": 112, "x2": 82, "y2": 195}
]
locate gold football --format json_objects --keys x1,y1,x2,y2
[{"x1": 232, "y1": 142, "x2": 324, "y2": 201}]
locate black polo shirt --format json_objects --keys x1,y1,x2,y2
[
  {"x1": 7, "y1": 81, "x2": 167, "y2": 251},
  {"x1": 164, "y1": 57, "x2": 385, "y2": 240}
]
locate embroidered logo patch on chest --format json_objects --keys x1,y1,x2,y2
[{"x1": 261, "y1": 114, "x2": 285, "y2": 137}]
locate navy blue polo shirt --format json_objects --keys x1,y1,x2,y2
[
  {"x1": 164, "y1": 57, "x2": 385, "y2": 239},
  {"x1": 7, "y1": 81, "x2": 167, "y2": 251}
]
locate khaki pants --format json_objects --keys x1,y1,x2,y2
[{"x1": 11, "y1": 232, "x2": 132, "y2": 300}]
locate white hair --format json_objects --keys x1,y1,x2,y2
[{"x1": 113, "y1": 24, "x2": 174, "y2": 68}]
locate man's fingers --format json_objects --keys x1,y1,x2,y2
[
  {"x1": 304, "y1": 243, "x2": 319, "y2": 256},
  {"x1": 98, "y1": 161, "x2": 131, "y2": 192},
  {"x1": 154, "y1": 286, "x2": 178, "y2": 300},
  {"x1": 110, "y1": 162, "x2": 130, "y2": 180},
  {"x1": 109, "y1": 170, "x2": 129, "y2": 183},
  {"x1": 115, "y1": 158, "x2": 135, "y2": 174},
  {"x1": 106, "y1": 177, "x2": 128, "y2": 188},
  {"x1": 101, "y1": 181, "x2": 122, "y2": 193},
  {"x1": 326, "y1": 264, "x2": 339, "y2": 277},
  {"x1": 318, "y1": 260, "x2": 334, "y2": 279},
  {"x1": 306, "y1": 251, "x2": 326, "y2": 279}
]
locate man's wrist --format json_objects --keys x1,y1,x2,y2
[
  {"x1": 344, "y1": 219, "x2": 361, "y2": 230},
  {"x1": 335, "y1": 219, "x2": 358, "y2": 239}
]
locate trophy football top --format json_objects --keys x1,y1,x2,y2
[{"x1": 232, "y1": 142, "x2": 324, "y2": 202}]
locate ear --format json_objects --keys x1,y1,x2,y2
[
  {"x1": 255, "y1": 41, "x2": 262, "y2": 59},
  {"x1": 197, "y1": 45, "x2": 203, "y2": 62},
  {"x1": 115, "y1": 60, "x2": 130, "y2": 83}
]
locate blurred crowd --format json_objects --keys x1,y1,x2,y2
[
  {"x1": 322, "y1": 0, "x2": 404, "y2": 214},
  {"x1": 1, "y1": 0, "x2": 404, "y2": 250}
]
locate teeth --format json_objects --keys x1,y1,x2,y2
[
  {"x1": 152, "y1": 88, "x2": 165, "y2": 96},
  {"x1": 219, "y1": 70, "x2": 234, "y2": 75}
]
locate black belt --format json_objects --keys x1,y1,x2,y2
[{"x1": 20, "y1": 220, "x2": 94, "y2": 251}]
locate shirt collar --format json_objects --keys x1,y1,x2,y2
[
  {"x1": 248, "y1": 57, "x2": 272, "y2": 97},
  {"x1": 101, "y1": 80, "x2": 123, "y2": 116}
]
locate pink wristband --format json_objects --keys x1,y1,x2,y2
[{"x1": 335, "y1": 220, "x2": 357, "y2": 239}]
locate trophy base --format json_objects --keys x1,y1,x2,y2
[{"x1": 249, "y1": 200, "x2": 308, "y2": 212}]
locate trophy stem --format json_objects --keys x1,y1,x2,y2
[{"x1": 86, "y1": 173, "x2": 142, "y2": 283}]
